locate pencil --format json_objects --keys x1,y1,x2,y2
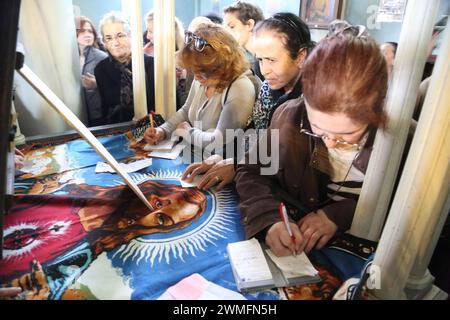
[{"x1": 149, "y1": 113, "x2": 154, "y2": 128}]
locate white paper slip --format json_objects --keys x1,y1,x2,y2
[
  {"x1": 265, "y1": 249, "x2": 319, "y2": 279},
  {"x1": 179, "y1": 175, "x2": 203, "y2": 188},
  {"x1": 227, "y1": 238, "x2": 273, "y2": 283},
  {"x1": 143, "y1": 139, "x2": 177, "y2": 151},
  {"x1": 95, "y1": 158, "x2": 153, "y2": 173},
  {"x1": 149, "y1": 144, "x2": 184, "y2": 160}
]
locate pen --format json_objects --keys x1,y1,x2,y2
[{"x1": 279, "y1": 202, "x2": 297, "y2": 256}]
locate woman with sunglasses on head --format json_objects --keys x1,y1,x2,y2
[
  {"x1": 181, "y1": 13, "x2": 314, "y2": 190},
  {"x1": 95, "y1": 11, "x2": 155, "y2": 125},
  {"x1": 144, "y1": 24, "x2": 257, "y2": 160},
  {"x1": 235, "y1": 32, "x2": 388, "y2": 257}
]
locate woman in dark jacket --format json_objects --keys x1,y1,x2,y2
[
  {"x1": 95, "y1": 11, "x2": 155, "y2": 125},
  {"x1": 75, "y1": 16, "x2": 108, "y2": 127}
]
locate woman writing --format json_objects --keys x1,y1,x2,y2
[
  {"x1": 235, "y1": 32, "x2": 388, "y2": 256},
  {"x1": 144, "y1": 24, "x2": 257, "y2": 160}
]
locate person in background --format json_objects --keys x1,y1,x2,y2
[
  {"x1": 414, "y1": 15, "x2": 448, "y2": 120},
  {"x1": 75, "y1": 16, "x2": 108, "y2": 127},
  {"x1": 187, "y1": 16, "x2": 214, "y2": 33},
  {"x1": 235, "y1": 32, "x2": 388, "y2": 257},
  {"x1": 182, "y1": 13, "x2": 314, "y2": 189},
  {"x1": 143, "y1": 10, "x2": 185, "y2": 56},
  {"x1": 95, "y1": 11, "x2": 155, "y2": 124},
  {"x1": 144, "y1": 24, "x2": 257, "y2": 161},
  {"x1": 380, "y1": 41, "x2": 397, "y2": 82},
  {"x1": 204, "y1": 12, "x2": 223, "y2": 25},
  {"x1": 144, "y1": 10, "x2": 187, "y2": 109},
  {"x1": 223, "y1": 1, "x2": 265, "y2": 80}
]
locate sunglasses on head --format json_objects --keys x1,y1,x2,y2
[{"x1": 184, "y1": 31, "x2": 212, "y2": 52}]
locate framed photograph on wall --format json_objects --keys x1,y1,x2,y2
[{"x1": 300, "y1": 0, "x2": 345, "y2": 29}]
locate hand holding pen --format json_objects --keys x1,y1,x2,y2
[{"x1": 279, "y1": 202, "x2": 299, "y2": 257}]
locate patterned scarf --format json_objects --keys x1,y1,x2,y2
[
  {"x1": 111, "y1": 56, "x2": 134, "y2": 122},
  {"x1": 249, "y1": 79, "x2": 303, "y2": 130}
]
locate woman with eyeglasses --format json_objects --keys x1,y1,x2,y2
[
  {"x1": 235, "y1": 33, "x2": 388, "y2": 257},
  {"x1": 94, "y1": 11, "x2": 155, "y2": 125},
  {"x1": 181, "y1": 13, "x2": 314, "y2": 190},
  {"x1": 74, "y1": 16, "x2": 107, "y2": 127},
  {"x1": 144, "y1": 24, "x2": 258, "y2": 160}
]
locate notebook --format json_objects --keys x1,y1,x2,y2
[{"x1": 227, "y1": 238, "x2": 321, "y2": 292}]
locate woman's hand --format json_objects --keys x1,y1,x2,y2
[
  {"x1": 14, "y1": 147, "x2": 24, "y2": 169},
  {"x1": 81, "y1": 73, "x2": 97, "y2": 89},
  {"x1": 0, "y1": 287, "x2": 22, "y2": 298},
  {"x1": 266, "y1": 221, "x2": 304, "y2": 257},
  {"x1": 144, "y1": 42, "x2": 154, "y2": 56},
  {"x1": 181, "y1": 155, "x2": 223, "y2": 181},
  {"x1": 144, "y1": 127, "x2": 166, "y2": 145},
  {"x1": 176, "y1": 121, "x2": 192, "y2": 132},
  {"x1": 297, "y1": 209, "x2": 338, "y2": 253},
  {"x1": 197, "y1": 160, "x2": 235, "y2": 190}
]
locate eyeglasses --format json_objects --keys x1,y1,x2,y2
[
  {"x1": 300, "y1": 112, "x2": 364, "y2": 149},
  {"x1": 103, "y1": 33, "x2": 128, "y2": 44},
  {"x1": 184, "y1": 31, "x2": 212, "y2": 52}
]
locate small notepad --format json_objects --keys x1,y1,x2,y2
[
  {"x1": 148, "y1": 144, "x2": 184, "y2": 160},
  {"x1": 227, "y1": 238, "x2": 321, "y2": 292}
]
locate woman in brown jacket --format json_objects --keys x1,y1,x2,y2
[{"x1": 235, "y1": 31, "x2": 388, "y2": 257}]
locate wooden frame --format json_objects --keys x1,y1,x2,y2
[{"x1": 300, "y1": 0, "x2": 345, "y2": 29}]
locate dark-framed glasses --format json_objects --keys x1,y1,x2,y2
[
  {"x1": 300, "y1": 113, "x2": 363, "y2": 149},
  {"x1": 185, "y1": 31, "x2": 211, "y2": 52}
]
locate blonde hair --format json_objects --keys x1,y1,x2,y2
[{"x1": 179, "y1": 24, "x2": 249, "y2": 92}]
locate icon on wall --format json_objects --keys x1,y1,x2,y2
[{"x1": 300, "y1": 0, "x2": 345, "y2": 29}]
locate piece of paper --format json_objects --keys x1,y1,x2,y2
[
  {"x1": 167, "y1": 273, "x2": 209, "y2": 300},
  {"x1": 95, "y1": 158, "x2": 153, "y2": 174},
  {"x1": 179, "y1": 175, "x2": 203, "y2": 188},
  {"x1": 158, "y1": 273, "x2": 246, "y2": 300},
  {"x1": 149, "y1": 144, "x2": 184, "y2": 160},
  {"x1": 265, "y1": 249, "x2": 318, "y2": 279},
  {"x1": 227, "y1": 238, "x2": 273, "y2": 283},
  {"x1": 143, "y1": 139, "x2": 177, "y2": 151}
]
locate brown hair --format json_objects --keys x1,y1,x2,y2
[
  {"x1": 178, "y1": 24, "x2": 249, "y2": 92},
  {"x1": 75, "y1": 16, "x2": 100, "y2": 49},
  {"x1": 223, "y1": 1, "x2": 264, "y2": 25},
  {"x1": 302, "y1": 34, "x2": 388, "y2": 129}
]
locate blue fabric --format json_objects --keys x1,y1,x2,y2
[{"x1": 6, "y1": 129, "x2": 279, "y2": 300}]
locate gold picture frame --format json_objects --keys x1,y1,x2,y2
[{"x1": 300, "y1": 0, "x2": 345, "y2": 29}]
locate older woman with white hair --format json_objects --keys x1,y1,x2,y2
[{"x1": 94, "y1": 11, "x2": 155, "y2": 124}]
